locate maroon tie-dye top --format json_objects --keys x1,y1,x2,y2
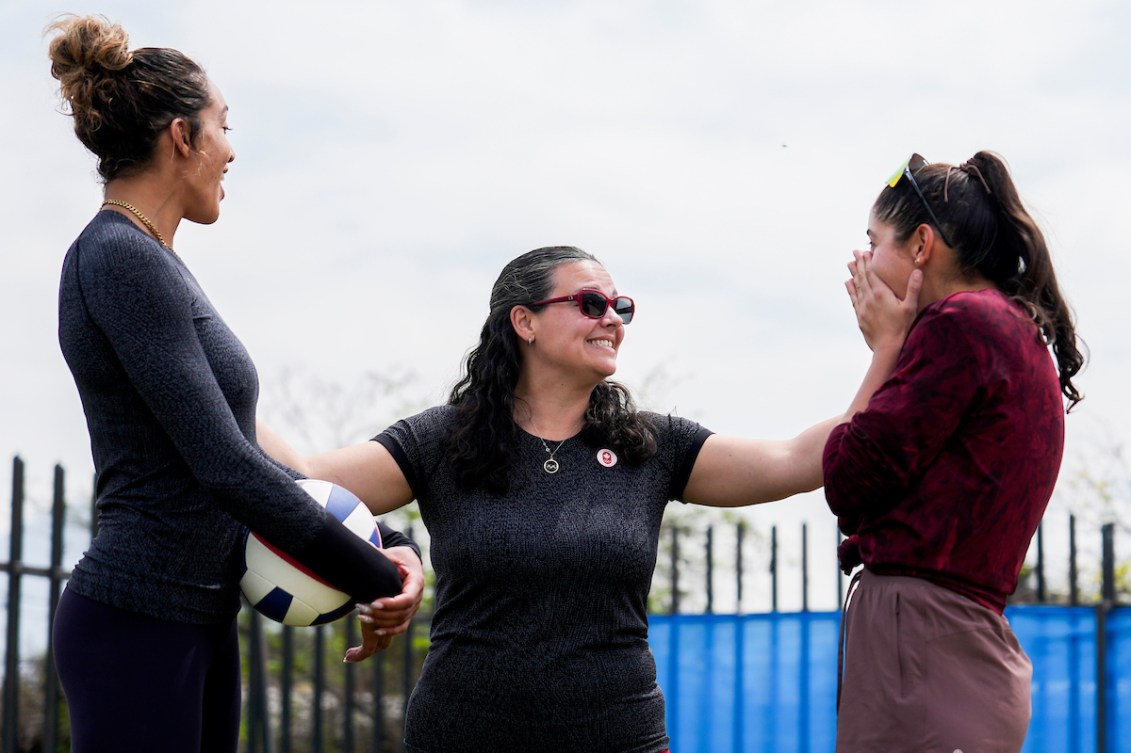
[{"x1": 824, "y1": 288, "x2": 1065, "y2": 613}]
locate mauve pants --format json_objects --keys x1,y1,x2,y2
[{"x1": 837, "y1": 570, "x2": 1032, "y2": 753}]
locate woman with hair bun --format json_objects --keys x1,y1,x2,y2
[
  {"x1": 827, "y1": 151, "x2": 1085, "y2": 753},
  {"x1": 47, "y1": 15, "x2": 422, "y2": 752}
]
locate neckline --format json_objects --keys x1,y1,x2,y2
[
  {"x1": 99, "y1": 209, "x2": 183, "y2": 263},
  {"x1": 515, "y1": 423, "x2": 584, "y2": 445}
]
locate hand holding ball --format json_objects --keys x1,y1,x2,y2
[{"x1": 240, "y1": 479, "x2": 383, "y2": 626}]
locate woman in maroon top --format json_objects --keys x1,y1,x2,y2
[{"x1": 825, "y1": 152, "x2": 1084, "y2": 753}]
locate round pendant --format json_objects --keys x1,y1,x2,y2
[{"x1": 543, "y1": 458, "x2": 560, "y2": 474}]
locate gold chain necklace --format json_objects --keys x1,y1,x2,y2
[{"x1": 102, "y1": 199, "x2": 177, "y2": 258}]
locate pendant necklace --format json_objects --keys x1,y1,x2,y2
[
  {"x1": 530, "y1": 418, "x2": 569, "y2": 474},
  {"x1": 537, "y1": 435, "x2": 567, "y2": 474}
]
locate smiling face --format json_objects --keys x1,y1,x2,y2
[
  {"x1": 523, "y1": 260, "x2": 628, "y2": 384},
  {"x1": 182, "y1": 80, "x2": 235, "y2": 225}
]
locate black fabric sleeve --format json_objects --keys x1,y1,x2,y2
[
  {"x1": 671, "y1": 425, "x2": 713, "y2": 500},
  {"x1": 377, "y1": 521, "x2": 422, "y2": 560},
  {"x1": 296, "y1": 512, "x2": 404, "y2": 601},
  {"x1": 372, "y1": 433, "x2": 419, "y2": 494}
]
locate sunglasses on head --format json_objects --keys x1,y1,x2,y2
[
  {"x1": 886, "y1": 153, "x2": 955, "y2": 248},
  {"x1": 528, "y1": 289, "x2": 635, "y2": 324}
]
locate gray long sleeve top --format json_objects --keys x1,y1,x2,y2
[{"x1": 58, "y1": 210, "x2": 404, "y2": 624}]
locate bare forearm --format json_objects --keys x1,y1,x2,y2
[
  {"x1": 843, "y1": 341, "x2": 903, "y2": 420},
  {"x1": 255, "y1": 419, "x2": 310, "y2": 475},
  {"x1": 790, "y1": 416, "x2": 845, "y2": 492}
]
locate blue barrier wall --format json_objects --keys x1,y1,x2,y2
[{"x1": 649, "y1": 606, "x2": 1129, "y2": 753}]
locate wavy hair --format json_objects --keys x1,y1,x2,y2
[
  {"x1": 445, "y1": 246, "x2": 658, "y2": 492},
  {"x1": 47, "y1": 14, "x2": 211, "y2": 181},
  {"x1": 873, "y1": 151, "x2": 1084, "y2": 410}
]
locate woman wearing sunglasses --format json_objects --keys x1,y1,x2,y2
[
  {"x1": 259, "y1": 244, "x2": 908, "y2": 753},
  {"x1": 828, "y1": 152, "x2": 1084, "y2": 752}
]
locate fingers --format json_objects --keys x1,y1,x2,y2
[
  {"x1": 853, "y1": 250, "x2": 875, "y2": 295},
  {"x1": 343, "y1": 632, "x2": 393, "y2": 663},
  {"x1": 343, "y1": 619, "x2": 395, "y2": 663},
  {"x1": 903, "y1": 268, "x2": 924, "y2": 309},
  {"x1": 846, "y1": 250, "x2": 876, "y2": 306},
  {"x1": 356, "y1": 575, "x2": 422, "y2": 636},
  {"x1": 845, "y1": 256, "x2": 860, "y2": 307},
  {"x1": 356, "y1": 545, "x2": 426, "y2": 636}
]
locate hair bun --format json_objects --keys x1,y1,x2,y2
[{"x1": 47, "y1": 15, "x2": 133, "y2": 112}]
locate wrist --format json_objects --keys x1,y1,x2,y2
[{"x1": 870, "y1": 334, "x2": 906, "y2": 358}]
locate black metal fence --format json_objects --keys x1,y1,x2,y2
[{"x1": 2, "y1": 457, "x2": 1125, "y2": 753}]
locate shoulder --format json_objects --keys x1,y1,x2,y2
[
  {"x1": 640, "y1": 411, "x2": 711, "y2": 445},
  {"x1": 67, "y1": 211, "x2": 181, "y2": 283},
  {"x1": 413, "y1": 404, "x2": 457, "y2": 427},
  {"x1": 75, "y1": 212, "x2": 166, "y2": 261},
  {"x1": 378, "y1": 405, "x2": 455, "y2": 443},
  {"x1": 923, "y1": 290, "x2": 1031, "y2": 331},
  {"x1": 911, "y1": 290, "x2": 1032, "y2": 349}
]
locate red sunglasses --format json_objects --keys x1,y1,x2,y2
[{"x1": 528, "y1": 289, "x2": 635, "y2": 324}]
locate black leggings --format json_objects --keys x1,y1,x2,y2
[{"x1": 53, "y1": 588, "x2": 241, "y2": 753}]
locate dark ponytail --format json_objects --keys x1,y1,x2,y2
[
  {"x1": 963, "y1": 152, "x2": 1084, "y2": 409},
  {"x1": 873, "y1": 151, "x2": 1085, "y2": 410}
]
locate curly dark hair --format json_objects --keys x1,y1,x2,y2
[
  {"x1": 47, "y1": 14, "x2": 212, "y2": 181},
  {"x1": 873, "y1": 151, "x2": 1085, "y2": 410},
  {"x1": 445, "y1": 246, "x2": 657, "y2": 493}
]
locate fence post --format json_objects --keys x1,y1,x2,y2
[
  {"x1": 313, "y1": 626, "x2": 325, "y2": 753},
  {"x1": 735, "y1": 521, "x2": 745, "y2": 614},
  {"x1": 669, "y1": 525, "x2": 680, "y2": 615},
  {"x1": 770, "y1": 526, "x2": 778, "y2": 613},
  {"x1": 43, "y1": 465, "x2": 66, "y2": 753},
  {"x1": 705, "y1": 526, "x2": 714, "y2": 614},
  {"x1": 1096, "y1": 522, "x2": 1114, "y2": 753},
  {"x1": 245, "y1": 611, "x2": 272, "y2": 753},
  {"x1": 1036, "y1": 524, "x2": 1046, "y2": 602},
  {"x1": 3, "y1": 456, "x2": 25, "y2": 753},
  {"x1": 371, "y1": 651, "x2": 386, "y2": 752},
  {"x1": 1069, "y1": 514, "x2": 1078, "y2": 606},
  {"x1": 401, "y1": 618, "x2": 415, "y2": 752},
  {"x1": 835, "y1": 529, "x2": 844, "y2": 608},
  {"x1": 343, "y1": 619, "x2": 356, "y2": 753},
  {"x1": 801, "y1": 523, "x2": 809, "y2": 613}
]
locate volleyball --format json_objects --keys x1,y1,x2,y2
[{"x1": 240, "y1": 478, "x2": 383, "y2": 626}]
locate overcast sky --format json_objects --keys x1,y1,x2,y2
[{"x1": 2, "y1": 0, "x2": 1128, "y2": 611}]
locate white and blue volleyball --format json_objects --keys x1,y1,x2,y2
[{"x1": 240, "y1": 478, "x2": 383, "y2": 627}]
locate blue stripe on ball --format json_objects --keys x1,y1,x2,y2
[
  {"x1": 311, "y1": 602, "x2": 357, "y2": 626},
  {"x1": 256, "y1": 587, "x2": 295, "y2": 624},
  {"x1": 324, "y1": 484, "x2": 363, "y2": 521}
]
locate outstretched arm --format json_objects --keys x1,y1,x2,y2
[
  {"x1": 682, "y1": 418, "x2": 840, "y2": 506},
  {"x1": 256, "y1": 422, "x2": 415, "y2": 515},
  {"x1": 682, "y1": 251, "x2": 922, "y2": 508}
]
